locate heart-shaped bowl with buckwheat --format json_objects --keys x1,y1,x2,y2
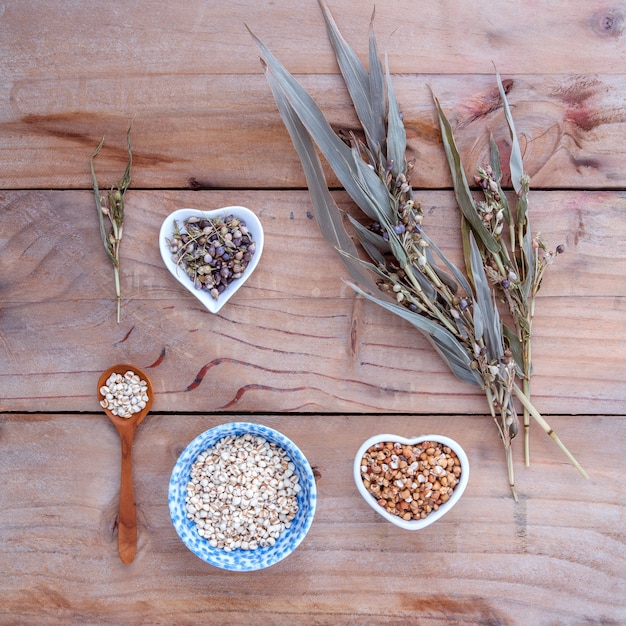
[{"x1": 354, "y1": 433, "x2": 469, "y2": 530}]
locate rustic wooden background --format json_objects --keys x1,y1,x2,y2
[{"x1": 1, "y1": 1, "x2": 625, "y2": 624}]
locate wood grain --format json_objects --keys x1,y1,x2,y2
[
  {"x1": 1, "y1": 1, "x2": 625, "y2": 77},
  {"x1": 2, "y1": 1, "x2": 626, "y2": 623},
  {"x1": 0, "y1": 413, "x2": 624, "y2": 624},
  {"x1": 1, "y1": 189, "x2": 625, "y2": 417},
  {"x1": 2, "y1": 3, "x2": 626, "y2": 190},
  {"x1": 3, "y1": 73, "x2": 626, "y2": 190}
]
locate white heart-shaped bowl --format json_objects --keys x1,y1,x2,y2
[
  {"x1": 354, "y1": 434, "x2": 469, "y2": 530},
  {"x1": 168, "y1": 422, "x2": 317, "y2": 571},
  {"x1": 159, "y1": 206, "x2": 264, "y2": 313}
]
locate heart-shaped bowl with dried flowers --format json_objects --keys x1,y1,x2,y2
[
  {"x1": 159, "y1": 206, "x2": 263, "y2": 313},
  {"x1": 354, "y1": 434, "x2": 469, "y2": 530}
]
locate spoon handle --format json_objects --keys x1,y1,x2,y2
[{"x1": 117, "y1": 428, "x2": 138, "y2": 564}]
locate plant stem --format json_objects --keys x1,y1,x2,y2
[
  {"x1": 114, "y1": 263, "x2": 121, "y2": 324},
  {"x1": 522, "y1": 316, "x2": 532, "y2": 467},
  {"x1": 523, "y1": 375, "x2": 530, "y2": 466},
  {"x1": 512, "y1": 383, "x2": 589, "y2": 479},
  {"x1": 505, "y1": 444, "x2": 518, "y2": 502}
]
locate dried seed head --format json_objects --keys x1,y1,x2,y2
[{"x1": 168, "y1": 214, "x2": 257, "y2": 300}]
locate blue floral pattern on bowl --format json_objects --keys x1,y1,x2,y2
[{"x1": 169, "y1": 422, "x2": 317, "y2": 571}]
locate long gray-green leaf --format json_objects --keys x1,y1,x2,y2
[
  {"x1": 266, "y1": 73, "x2": 352, "y2": 253},
  {"x1": 385, "y1": 52, "x2": 406, "y2": 178},
  {"x1": 460, "y1": 216, "x2": 475, "y2": 289},
  {"x1": 250, "y1": 28, "x2": 390, "y2": 222},
  {"x1": 496, "y1": 71, "x2": 524, "y2": 195},
  {"x1": 424, "y1": 246, "x2": 459, "y2": 294},
  {"x1": 349, "y1": 145, "x2": 394, "y2": 222},
  {"x1": 367, "y1": 9, "x2": 386, "y2": 152},
  {"x1": 347, "y1": 281, "x2": 483, "y2": 387},
  {"x1": 421, "y1": 231, "x2": 472, "y2": 297},
  {"x1": 337, "y1": 251, "x2": 390, "y2": 298},
  {"x1": 503, "y1": 323, "x2": 525, "y2": 378},
  {"x1": 521, "y1": 217, "x2": 535, "y2": 300},
  {"x1": 337, "y1": 250, "x2": 396, "y2": 297},
  {"x1": 120, "y1": 123, "x2": 133, "y2": 195},
  {"x1": 90, "y1": 137, "x2": 116, "y2": 265},
  {"x1": 469, "y1": 232, "x2": 503, "y2": 361},
  {"x1": 318, "y1": 0, "x2": 384, "y2": 155},
  {"x1": 347, "y1": 215, "x2": 389, "y2": 266},
  {"x1": 433, "y1": 94, "x2": 500, "y2": 254},
  {"x1": 263, "y1": 62, "x2": 381, "y2": 294}
]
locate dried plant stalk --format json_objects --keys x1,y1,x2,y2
[
  {"x1": 90, "y1": 125, "x2": 132, "y2": 323},
  {"x1": 250, "y1": 0, "x2": 587, "y2": 498},
  {"x1": 433, "y1": 76, "x2": 567, "y2": 468}
]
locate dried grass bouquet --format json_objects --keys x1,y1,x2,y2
[{"x1": 250, "y1": 1, "x2": 587, "y2": 498}]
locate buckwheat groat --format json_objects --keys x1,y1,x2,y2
[{"x1": 185, "y1": 434, "x2": 300, "y2": 551}]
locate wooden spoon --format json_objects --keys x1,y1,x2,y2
[{"x1": 97, "y1": 364, "x2": 154, "y2": 564}]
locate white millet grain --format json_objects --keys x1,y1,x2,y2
[
  {"x1": 99, "y1": 370, "x2": 149, "y2": 419},
  {"x1": 186, "y1": 434, "x2": 300, "y2": 551}
]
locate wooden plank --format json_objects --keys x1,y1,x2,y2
[
  {"x1": 1, "y1": 189, "x2": 625, "y2": 415},
  {"x1": 2, "y1": 1, "x2": 625, "y2": 77},
  {"x1": 2, "y1": 1, "x2": 624, "y2": 622},
  {"x1": 0, "y1": 413, "x2": 623, "y2": 624},
  {"x1": 3, "y1": 73, "x2": 626, "y2": 190}
]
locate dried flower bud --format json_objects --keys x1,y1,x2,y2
[{"x1": 167, "y1": 214, "x2": 257, "y2": 300}]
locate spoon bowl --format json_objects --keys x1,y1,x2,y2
[
  {"x1": 98, "y1": 364, "x2": 154, "y2": 427},
  {"x1": 97, "y1": 364, "x2": 154, "y2": 564}
]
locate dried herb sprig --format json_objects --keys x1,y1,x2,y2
[
  {"x1": 90, "y1": 124, "x2": 133, "y2": 323},
  {"x1": 251, "y1": 0, "x2": 587, "y2": 497},
  {"x1": 433, "y1": 81, "x2": 569, "y2": 469}
]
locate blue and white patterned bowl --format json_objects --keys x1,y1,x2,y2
[{"x1": 169, "y1": 422, "x2": 317, "y2": 571}]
